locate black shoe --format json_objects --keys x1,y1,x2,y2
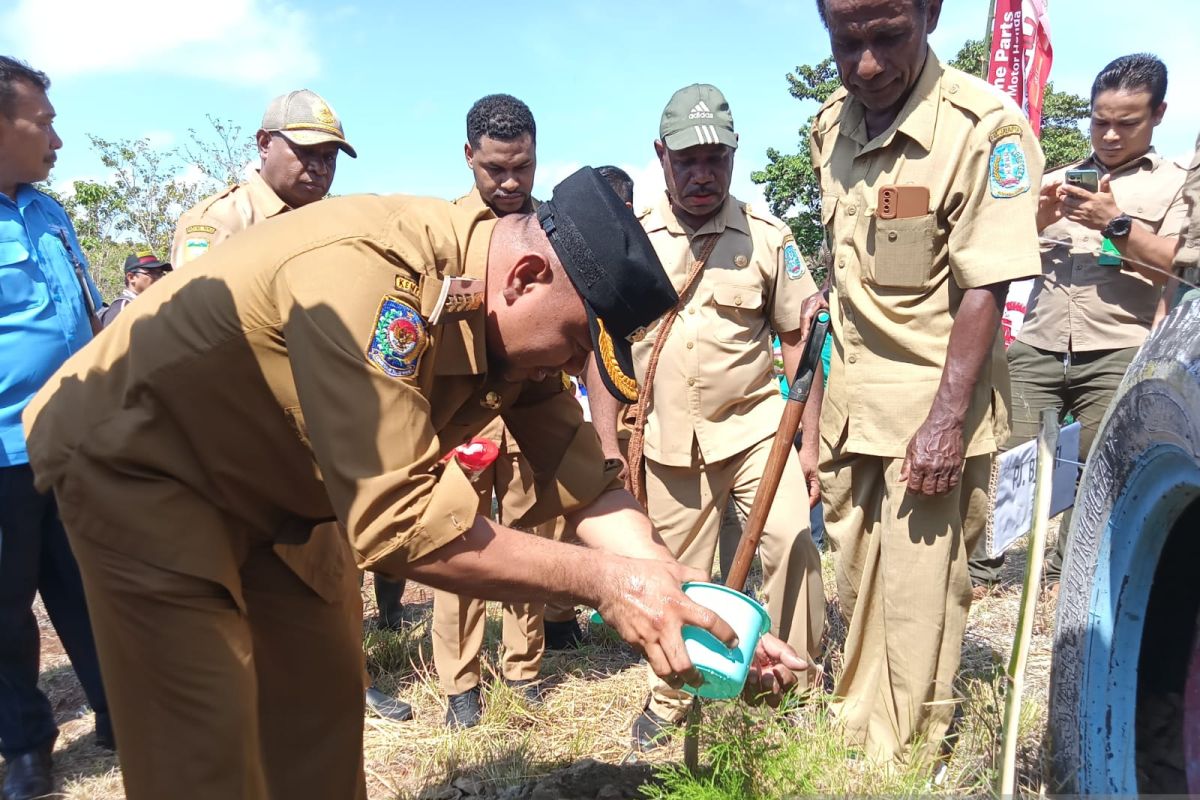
[
  {"x1": 2, "y1": 746, "x2": 53, "y2": 800},
  {"x1": 544, "y1": 617, "x2": 584, "y2": 650},
  {"x1": 94, "y1": 711, "x2": 116, "y2": 751},
  {"x1": 445, "y1": 686, "x2": 483, "y2": 729},
  {"x1": 631, "y1": 706, "x2": 678, "y2": 752},
  {"x1": 365, "y1": 686, "x2": 414, "y2": 722},
  {"x1": 504, "y1": 678, "x2": 546, "y2": 709}
]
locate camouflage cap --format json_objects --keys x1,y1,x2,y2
[
  {"x1": 261, "y1": 89, "x2": 357, "y2": 158},
  {"x1": 659, "y1": 84, "x2": 738, "y2": 151}
]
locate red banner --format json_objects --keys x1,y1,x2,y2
[{"x1": 986, "y1": 0, "x2": 1053, "y2": 135}]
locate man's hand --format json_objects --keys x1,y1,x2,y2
[
  {"x1": 798, "y1": 290, "x2": 830, "y2": 350},
  {"x1": 900, "y1": 413, "x2": 965, "y2": 496},
  {"x1": 1036, "y1": 180, "x2": 1064, "y2": 232},
  {"x1": 742, "y1": 633, "x2": 814, "y2": 707},
  {"x1": 595, "y1": 557, "x2": 737, "y2": 689},
  {"x1": 1060, "y1": 177, "x2": 1121, "y2": 232},
  {"x1": 799, "y1": 442, "x2": 821, "y2": 510}
]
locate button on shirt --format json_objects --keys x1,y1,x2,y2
[
  {"x1": 811, "y1": 52, "x2": 1044, "y2": 458},
  {"x1": 0, "y1": 185, "x2": 100, "y2": 466},
  {"x1": 1019, "y1": 151, "x2": 1187, "y2": 353},
  {"x1": 633, "y1": 193, "x2": 816, "y2": 467}
]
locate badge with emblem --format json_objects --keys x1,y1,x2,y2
[
  {"x1": 184, "y1": 238, "x2": 209, "y2": 261},
  {"x1": 312, "y1": 100, "x2": 336, "y2": 126},
  {"x1": 367, "y1": 297, "x2": 428, "y2": 378},
  {"x1": 783, "y1": 240, "x2": 806, "y2": 280},
  {"x1": 989, "y1": 141, "x2": 1031, "y2": 199}
]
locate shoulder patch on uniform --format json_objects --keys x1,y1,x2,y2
[
  {"x1": 185, "y1": 224, "x2": 217, "y2": 234},
  {"x1": 989, "y1": 142, "x2": 1032, "y2": 199},
  {"x1": 366, "y1": 297, "x2": 428, "y2": 379},
  {"x1": 395, "y1": 275, "x2": 420, "y2": 297},
  {"x1": 184, "y1": 239, "x2": 209, "y2": 259},
  {"x1": 988, "y1": 124, "x2": 1023, "y2": 144},
  {"x1": 783, "y1": 239, "x2": 806, "y2": 280}
]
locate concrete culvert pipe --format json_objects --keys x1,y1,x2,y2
[{"x1": 1049, "y1": 298, "x2": 1200, "y2": 794}]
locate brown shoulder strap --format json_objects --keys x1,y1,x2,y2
[{"x1": 626, "y1": 233, "x2": 721, "y2": 504}]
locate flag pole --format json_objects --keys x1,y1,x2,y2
[{"x1": 982, "y1": 0, "x2": 998, "y2": 78}]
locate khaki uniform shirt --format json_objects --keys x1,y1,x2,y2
[
  {"x1": 24, "y1": 195, "x2": 617, "y2": 586},
  {"x1": 1175, "y1": 132, "x2": 1200, "y2": 274},
  {"x1": 1019, "y1": 151, "x2": 1187, "y2": 352},
  {"x1": 169, "y1": 171, "x2": 290, "y2": 266},
  {"x1": 451, "y1": 186, "x2": 539, "y2": 455},
  {"x1": 811, "y1": 52, "x2": 1044, "y2": 459},
  {"x1": 633, "y1": 193, "x2": 817, "y2": 467}
]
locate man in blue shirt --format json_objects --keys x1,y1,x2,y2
[{"x1": 0, "y1": 55, "x2": 109, "y2": 800}]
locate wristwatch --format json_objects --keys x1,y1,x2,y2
[{"x1": 1103, "y1": 213, "x2": 1133, "y2": 239}]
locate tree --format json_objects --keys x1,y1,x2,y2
[
  {"x1": 752, "y1": 38, "x2": 1091, "y2": 277},
  {"x1": 181, "y1": 114, "x2": 257, "y2": 191}
]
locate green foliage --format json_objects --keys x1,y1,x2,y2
[
  {"x1": 181, "y1": 114, "x2": 256, "y2": 190},
  {"x1": 641, "y1": 694, "x2": 931, "y2": 799},
  {"x1": 752, "y1": 39, "x2": 1091, "y2": 270}
]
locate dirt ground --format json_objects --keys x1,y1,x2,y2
[{"x1": 8, "y1": 527, "x2": 1060, "y2": 800}]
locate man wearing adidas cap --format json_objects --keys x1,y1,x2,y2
[
  {"x1": 23, "y1": 167, "x2": 810, "y2": 799},
  {"x1": 169, "y1": 88, "x2": 356, "y2": 266},
  {"x1": 618, "y1": 83, "x2": 827, "y2": 751}
]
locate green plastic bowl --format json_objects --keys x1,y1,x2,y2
[{"x1": 679, "y1": 582, "x2": 770, "y2": 699}]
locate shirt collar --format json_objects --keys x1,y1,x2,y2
[
  {"x1": 839, "y1": 49, "x2": 943, "y2": 154},
  {"x1": 1082, "y1": 147, "x2": 1160, "y2": 177},
  {"x1": 246, "y1": 170, "x2": 291, "y2": 217}
]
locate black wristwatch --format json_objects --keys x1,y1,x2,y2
[{"x1": 1103, "y1": 213, "x2": 1133, "y2": 239}]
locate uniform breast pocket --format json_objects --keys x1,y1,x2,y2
[
  {"x1": 1126, "y1": 195, "x2": 1170, "y2": 233},
  {"x1": 711, "y1": 283, "x2": 763, "y2": 343},
  {"x1": 868, "y1": 214, "x2": 936, "y2": 290},
  {"x1": 0, "y1": 241, "x2": 42, "y2": 308}
]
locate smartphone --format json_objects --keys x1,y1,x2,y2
[{"x1": 1065, "y1": 168, "x2": 1100, "y2": 194}]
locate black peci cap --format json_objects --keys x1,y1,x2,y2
[{"x1": 537, "y1": 167, "x2": 676, "y2": 403}]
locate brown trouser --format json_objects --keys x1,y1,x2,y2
[
  {"x1": 432, "y1": 449, "x2": 553, "y2": 694},
  {"x1": 644, "y1": 434, "x2": 825, "y2": 722},
  {"x1": 820, "y1": 424, "x2": 991, "y2": 766},
  {"x1": 53, "y1": 459, "x2": 366, "y2": 800}
]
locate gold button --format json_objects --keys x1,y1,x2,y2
[
  {"x1": 687, "y1": 378, "x2": 696, "y2": 387},
  {"x1": 847, "y1": 205, "x2": 857, "y2": 216},
  {"x1": 848, "y1": 355, "x2": 858, "y2": 364},
  {"x1": 949, "y1": 84, "x2": 959, "y2": 94},
  {"x1": 688, "y1": 307, "x2": 696, "y2": 315},
  {"x1": 838, "y1": 258, "x2": 846, "y2": 269},
  {"x1": 686, "y1": 342, "x2": 694, "y2": 350},
  {"x1": 887, "y1": 231, "x2": 898, "y2": 242},
  {"x1": 734, "y1": 296, "x2": 742, "y2": 306},
  {"x1": 734, "y1": 255, "x2": 748, "y2": 267},
  {"x1": 482, "y1": 391, "x2": 501, "y2": 410}
]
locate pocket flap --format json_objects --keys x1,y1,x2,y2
[
  {"x1": 0, "y1": 240, "x2": 31, "y2": 267},
  {"x1": 821, "y1": 195, "x2": 839, "y2": 227},
  {"x1": 712, "y1": 283, "x2": 762, "y2": 310}
]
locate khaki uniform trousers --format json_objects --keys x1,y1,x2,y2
[
  {"x1": 433, "y1": 450, "x2": 552, "y2": 694},
  {"x1": 645, "y1": 433, "x2": 825, "y2": 722},
  {"x1": 51, "y1": 458, "x2": 366, "y2": 800},
  {"x1": 820, "y1": 424, "x2": 991, "y2": 766}
]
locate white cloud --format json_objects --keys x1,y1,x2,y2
[{"x1": 0, "y1": 0, "x2": 318, "y2": 87}]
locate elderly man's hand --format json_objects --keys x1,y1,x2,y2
[
  {"x1": 596, "y1": 557, "x2": 737, "y2": 690},
  {"x1": 741, "y1": 633, "x2": 815, "y2": 707}
]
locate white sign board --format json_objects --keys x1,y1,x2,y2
[{"x1": 987, "y1": 422, "x2": 1081, "y2": 559}]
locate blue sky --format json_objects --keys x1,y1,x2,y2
[{"x1": 2, "y1": 0, "x2": 1197, "y2": 212}]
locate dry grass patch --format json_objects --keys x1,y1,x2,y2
[{"x1": 19, "y1": 526, "x2": 1064, "y2": 799}]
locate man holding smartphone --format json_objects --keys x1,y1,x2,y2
[{"x1": 968, "y1": 53, "x2": 1189, "y2": 593}]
